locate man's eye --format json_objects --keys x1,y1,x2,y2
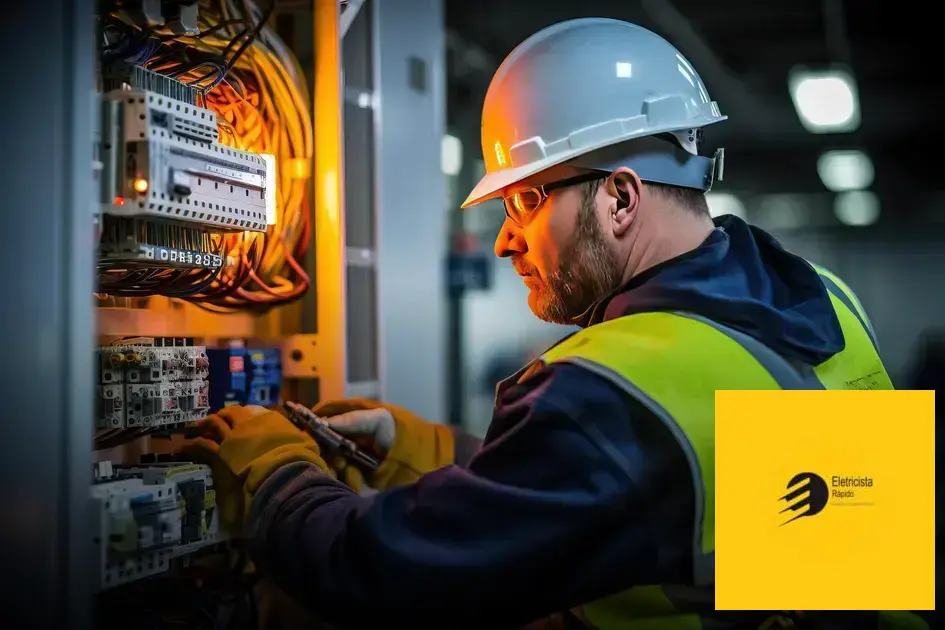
[{"x1": 514, "y1": 190, "x2": 542, "y2": 213}]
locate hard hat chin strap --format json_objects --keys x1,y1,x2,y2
[{"x1": 567, "y1": 136, "x2": 725, "y2": 192}]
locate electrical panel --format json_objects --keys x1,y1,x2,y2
[
  {"x1": 95, "y1": 0, "x2": 316, "y2": 304},
  {"x1": 92, "y1": 340, "x2": 284, "y2": 595},
  {"x1": 207, "y1": 346, "x2": 283, "y2": 410},
  {"x1": 97, "y1": 337, "x2": 210, "y2": 429},
  {"x1": 91, "y1": 460, "x2": 224, "y2": 591},
  {"x1": 86, "y1": 0, "x2": 336, "y2": 626}
]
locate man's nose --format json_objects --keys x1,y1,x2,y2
[{"x1": 494, "y1": 216, "x2": 526, "y2": 258}]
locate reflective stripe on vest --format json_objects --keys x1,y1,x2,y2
[
  {"x1": 811, "y1": 263, "x2": 879, "y2": 352},
  {"x1": 809, "y1": 265, "x2": 891, "y2": 391},
  {"x1": 537, "y1": 270, "x2": 893, "y2": 629}
]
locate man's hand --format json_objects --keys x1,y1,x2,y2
[
  {"x1": 312, "y1": 398, "x2": 455, "y2": 491},
  {"x1": 316, "y1": 404, "x2": 397, "y2": 453},
  {"x1": 184, "y1": 405, "x2": 329, "y2": 536}
]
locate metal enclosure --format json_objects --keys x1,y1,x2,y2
[
  {"x1": 340, "y1": 0, "x2": 447, "y2": 420},
  {"x1": 0, "y1": 1, "x2": 448, "y2": 627},
  {"x1": 341, "y1": 0, "x2": 381, "y2": 399},
  {"x1": 0, "y1": 2, "x2": 448, "y2": 627},
  {"x1": 372, "y1": 0, "x2": 448, "y2": 422},
  {"x1": 0, "y1": 2, "x2": 96, "y2": 629}
]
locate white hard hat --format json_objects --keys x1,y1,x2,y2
[{"x1": 462, "y1": 18, "x2": 727, "y2": 209}]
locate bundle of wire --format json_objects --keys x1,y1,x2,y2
[{"x1": 99, "y1": 0, "x2": 313, "y2": 312}]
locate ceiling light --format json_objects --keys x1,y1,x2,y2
[
  {"x1": 834, "y1": 190, "x2": 880, "y2": 226},
  {"x1": 817, "y1": 149, "x2": 875, "y2": 192},
  {"x1": 788, "y1": 67, "x2": 860, "y2": 133}
]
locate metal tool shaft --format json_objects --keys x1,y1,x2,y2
[{"x1": 283, "y1": 401, "x2": 380, "y2": 472}]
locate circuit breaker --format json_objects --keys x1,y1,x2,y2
[
  {"x1": 91, "y1": 461, "x2": 225, "y2": 591},
  {"x1": 97, "y1": 337, "x2": 211, "y2": 429}
]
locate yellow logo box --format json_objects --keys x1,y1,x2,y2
[{"x1": 715, "y1": 390, "x2": 934, "y2": 611}]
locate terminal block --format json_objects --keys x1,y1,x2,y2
[
  {"x1": 97, "y1": 337, "x2": 210, "y2": 429},
  {"x1": 91, "y1": 462, "x2": 225, "y2": 591}
]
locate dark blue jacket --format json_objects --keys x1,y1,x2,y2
[{"x1": 248, "y1": 216, "x2": 849, "y2": 629}]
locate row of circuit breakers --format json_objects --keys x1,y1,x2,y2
[
  {"x1": 94, "y1": 338, "x2": 282, "y2": 591},
  {"x1": 97, "y1": 338, "x2": 281, "y2": 429},
  {"x1": 92, "y1": 460, "x2": 222, "y2": 591}
]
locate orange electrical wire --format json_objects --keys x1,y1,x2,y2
[{"x1": 140, "y1": 2, "x2": 314, "y2": 310}]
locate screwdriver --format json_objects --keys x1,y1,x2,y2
[{"x1": 283, "y1": 400, "x2": 380, "y2": 473}]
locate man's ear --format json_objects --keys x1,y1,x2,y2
[{"x1": 605, "y1": 167, "x2": 642, "y2": 237}]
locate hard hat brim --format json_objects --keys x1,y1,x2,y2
[
  {"x1": 461, "y1": 117, "x2": 727, "y2": 209},
  {"x1": 460, "y1": 153, "x2": 566, "y2": 209}
]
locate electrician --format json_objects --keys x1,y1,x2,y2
[{"x1": 185, "y1": 18, "x2": 926, "y2": 630}]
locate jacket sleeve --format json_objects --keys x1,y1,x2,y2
[{"x1": 247, "y1": 363, "x2": 694, "y2": 629}]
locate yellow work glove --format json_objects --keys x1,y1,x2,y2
[
  {"x1": 312, "y1": 398, "x2": 454, "y2": 492},
  {"x1": 184, "y1": 405, "x2": 329, "y2": 536}
]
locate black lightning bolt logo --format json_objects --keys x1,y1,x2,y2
[{"x1": 779, "y1": 472, "x2": 828, "y2": 525}]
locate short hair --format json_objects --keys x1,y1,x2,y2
[
  {"x1": 578, "y1": 177, "x2": 710, "y2": 217},
  {"x1": 646, "y1": 182, "x2": 710, "y2": 217}
]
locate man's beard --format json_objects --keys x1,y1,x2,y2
[{"x1": 523, "y1": 199, "x2": 621, "y2": 324}]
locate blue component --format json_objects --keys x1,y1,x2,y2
[
  {"x1": 245, "y1": 348, "x2": 282, "y2": 406},
  {"x1": 130, "y1": 493, "x2": 156, "y2": 505},
  {"x1": 207, "y1": 347, "x2": 282, "y2": 413}
]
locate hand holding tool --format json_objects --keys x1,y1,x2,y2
[{"x1": 283, "y1": 400, "x2": 381, "y2": 473}]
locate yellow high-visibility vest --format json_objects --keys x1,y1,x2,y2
[{"x1": 532, "y1": 267, "x2": 924, "y2": 629}]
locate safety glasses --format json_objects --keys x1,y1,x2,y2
[{"x1": 503, "y1": 173, "x2": 604, "y2": 228}]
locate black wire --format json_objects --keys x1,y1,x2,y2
[
  {"x1": 100, "y1": 13, "x2": 151, "y2": 61},
  {"x1": 219, "y1": 0, "x2": 275, "y2": 82},
  {"x1": 157, "y1": 18, "x2": 248, "y2": 42},
  {"x1": 97, "y1": 234, "x2": 232, "y2": 297},
  {"x1": 222, "y1": 26, "x2": 252, "y2": 56},
  {"x1": 188, "y1": 5, "x2": 259, "y2": 87}
]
